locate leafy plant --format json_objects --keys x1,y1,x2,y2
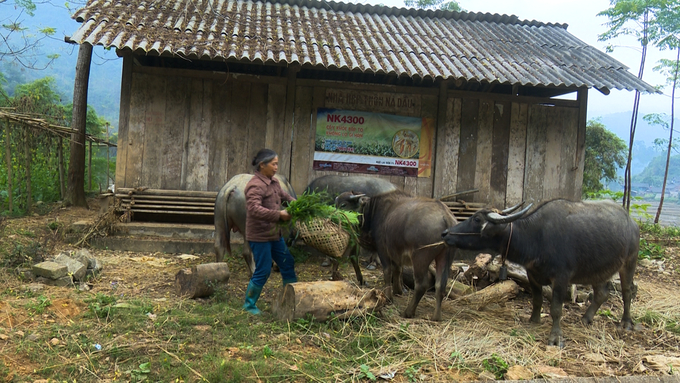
[
  {"x1": 358, "y1": 364, "x2": 376, "y2": 381},
  {"x1": 25, "y1": 295, "x2": 51, "y2": 315},
  {"x1": 404, "y1": 366, "x2": 420, "y2": 382},
  {"x1": 482, "y1": 353, "x2": 508, "y2": 380},
  {"x1": 639, "y1": 238, "x2": 665, "y2": 259},
  {"x1": 85, "y1": 293, "x2": 118, "y2": 319}
]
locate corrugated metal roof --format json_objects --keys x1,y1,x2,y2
[{"x1": 68, "y1": 0, "x2": 657, "y2": 93}]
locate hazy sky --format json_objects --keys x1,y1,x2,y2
[{"x1": 363, "y1": 0, "x2": 677, "y2": 120}]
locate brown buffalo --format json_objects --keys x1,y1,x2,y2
[{"x1": 336, "y1": 190, "x2": 457, "y2": 321}]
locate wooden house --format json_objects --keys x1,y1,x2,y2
[{"x1": 67, "y1": 0, "x2": 655, "y2": 223}]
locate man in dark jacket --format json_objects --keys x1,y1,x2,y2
[{"x1": 243, "y1": 149, "x2": 297, "y2": 314}]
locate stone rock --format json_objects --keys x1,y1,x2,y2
[
  {"x1": 17, "y1": 268, "x2": 35, "y2": 281},
  {"x1": 23, "y1": 283, "x2": 45, "y2": 293},
  {"x1": 27, "y1": 333, "x2": 40, "y2": 342},
  {"x1": 36, "y1": 276, "x2": 73, "y2": 287},
  {"x1": 50, "y1": 338, "x2": 59, "y2": 346},
  {"x1": 32, "y1": 261, "x2": 68, "y2": 279},
  {"x1": 505, "y1": 365, "x2": 533, "y2": 380},
  {"x1": 54, "y1": 253, "x2": 87, "y2": 281},
  {"x1": 78, "y1": 283, "x2": 91, "y2": 292},
  {"x1": 534, "y1": 365, "x2": 569, "y2": 379},
  {"x1": 477, "y1": 370, "x2": 496, "y2": 381},
  {"x1": 90, "y1": 258, "x2": 104, "y2": 272}
]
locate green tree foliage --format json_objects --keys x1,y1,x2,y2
[
  {"x1": 583, "y1": 119, "x2": 627, "y2": 195},
  {"x1": 0, "y1": 75, "x2": 114, "y2": 216},
  {"x1": 403, "y1": 0, "x2": 463, "y2": 12},
  {"x1": 632, "y1": 154, "x2": 680, "y2": 185}
]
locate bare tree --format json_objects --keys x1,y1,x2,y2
[
  {"x1": 598, "y1": 0, "x2": 664, "y2": 212},
  {"x1": 0, "y1": 0, "x2": 59, "y2": 70}
]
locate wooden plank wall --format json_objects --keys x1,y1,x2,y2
[
  {"x1": 434, "y1": 94, "x2": 582, "y2": 208},
  {"x1": 118, "y1": 64, "x2": 585, "y2": 206},
  {"x1": 118, "y1": 66, "x2": 289, "y2": 192}
]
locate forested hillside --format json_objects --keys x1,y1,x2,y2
[{"x1": 1, "y1": 1, "x2": 122, "y2": 131}]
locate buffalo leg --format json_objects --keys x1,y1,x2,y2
[
  {"x1": 391, "y1": 257, "x2": 404, "y2": 296},
  {"x1": 402, "y1": 250, "x2": 429, "y2": 318},
  {"x1": 381, "y1": 259, "x2": 394, "y2": 302},
  {"x1": 348, "y1": 247, "x2": 365, "y2": 286},
  {"x1": 548, "y1": 282, "x2": 568, "y2": 347},
  {"x1": 432, "y1": 248, "x2": 453, "y2": 321},
  {"x1": 618, "y1": 256, "x2": 637, "y2": 330},
  {"x1": 528, "y1": 274, "x2": 543, "y2": 324},
  {"x1": 403, "y1": 270, "x2": 429, "y2": 319},
  {"x1": 329, "y1": 257, "x2": 343, "y2": 281},
  {"x1": 582, "y1": 282, "x2": 609, "y2": 325},
  {"x1": 214, "y1": 219, "x2": 229, "y2": 263}
]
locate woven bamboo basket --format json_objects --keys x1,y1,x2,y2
[{"x1": 295, "y1": 218, "x2": 350, "y2": 258}]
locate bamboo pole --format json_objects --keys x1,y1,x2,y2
[
  {"x1": 3, "y1": 118, "x2": 12, "y2": 213},
  {"x1": 58, "y1": 137, "x2": 65, "y2": 200},
  {"x1": 23, "y1": 127, "x2": 32, "y2": 213}
]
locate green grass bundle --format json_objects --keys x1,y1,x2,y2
[{"x1": 281, "y1": 191, "x2": 361, "y2": 256}]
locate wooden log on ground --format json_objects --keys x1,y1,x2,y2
[
  {"x1": 274, "y1": 281, "x2": 387, "y2": 322},
  {"x1": 175, "y1": 263, "x2": 230, "y2": 298},
  {"x1": 451, "y1": 280, "x2": 520, "y2": 310}
]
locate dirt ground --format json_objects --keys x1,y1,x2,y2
[{"x1": 2, "y1": 198, "x2": 680, "y2": 380}]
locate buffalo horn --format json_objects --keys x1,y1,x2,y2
[
  {"x1": 348, "y1": 193, "x2": 366, "y2": 202},
  {"x1": 486, "y1": 203, "x2": 533, "y2": 224},
  {"x1": 501, "y1": 201, "x2": 525, "y2": 214}
]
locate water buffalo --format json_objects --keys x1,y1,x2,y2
[
  {"x1": 305, "y1": 175, "x2": 397, "y2": 270},
  {"x1": 441, "y1": 199, "x2": 639, "y2": 346},
  {"x1": 214, "y1": 173, "x2": 297, "y2": 276},
  {"x1": 336, "y1": 190, "x2": 457, "y2": 321}
]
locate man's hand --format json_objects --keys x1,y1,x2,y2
[{"x1": 279, "y1": 210, "x2": 292, "y2": 221}]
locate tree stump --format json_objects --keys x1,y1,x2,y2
[
  {"x1": 274, "y1": 281, "x2": 387, "y2": 322},
  {"x1": 175, "y1": 263, "x2": 230, "y2": 298},
  {"x1": 451, "y1": 280, "x2": 519, "y2": 310}
]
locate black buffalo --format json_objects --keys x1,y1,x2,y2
[
  {"x1": 336, "y1": 190, "x2": 457, "y2": 321},
  {"x1": 441, "y1": 199, "x2": 639, "y2": 346}
]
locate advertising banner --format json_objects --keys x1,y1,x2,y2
[{"x1": 313, "y1": 108, "x2": 433, "y2": 177}]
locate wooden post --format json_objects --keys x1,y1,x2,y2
[
  {"x1": 57, "y1": 137, "x2": 65, "y2": 200},
  {"x1": 23, "y1": 127, "x2": 32, "y2": 213},
  {"x1": 65, "y1": 42, "x2": 93, "y2": 208},
  {"x1": 3, "y1": 119, "x2": 12, "y2": 214},
  {"x1": 88, "y1": 140, "x2": 92, "y2": 192},
  {"x1": 105, "y1": 123, "x2": 110, "y2": 189}
]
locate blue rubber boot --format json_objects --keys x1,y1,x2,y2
[
  {"x1": 282, "y1": 277, "x2": 298, "y2": 287},
  {"x1": 243, "y1": 281, "x2": 263, "y2": 315}
]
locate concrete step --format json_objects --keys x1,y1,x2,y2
[
  {"x1": 70, "y1": 221, "x2": 245, "y2": 254},
  {"x1": 89, "y1": 237, "x2": 215, "y2": 254},
  {"x1": 72, "y1": 221, "x2": 222, "y2": 240}
]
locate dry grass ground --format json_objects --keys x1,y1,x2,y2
[{"x1": 0, "y1": 199, "x2": 679, "y2": 382}]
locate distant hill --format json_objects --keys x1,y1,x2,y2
[{"x1": 1, "y1": 2, "x2": 122, "y2": 132}]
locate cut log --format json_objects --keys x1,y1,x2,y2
[
  {"x1": 451, "y1": 280, "x2": 520, "y2": 310},
  {"x1": 175, "y1": 263, "x2": 230, "y2": 299},
  {"x1": 274, "y1": 281, "x2": 387, "y2": 322},
  {"x1": 464, "y1": 253, "x2": 493, "y2": 281}
]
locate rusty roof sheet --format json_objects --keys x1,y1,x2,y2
[{"x1": 68, "y1": 0, "x2": 657, "y2": 93}]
